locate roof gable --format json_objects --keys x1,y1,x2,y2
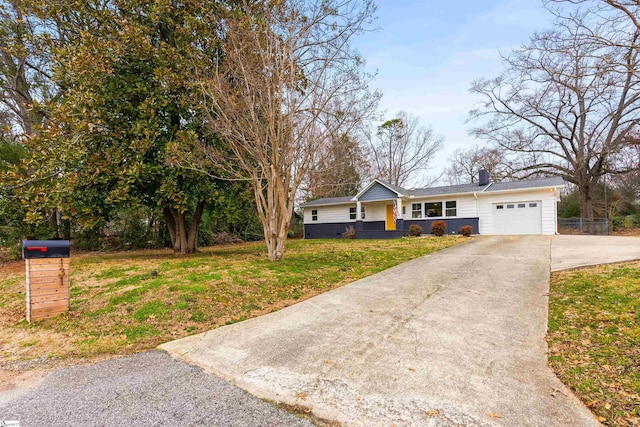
[
  {"x1": 353, "y1": 179, "x2": 407, "y2": 201},
  {"x1": 357, "y1": 182, "x2": 401, "y2": 201}
]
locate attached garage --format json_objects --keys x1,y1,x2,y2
[{"x1": 492, "y1": 201, "x2": 542, "y2": 235}]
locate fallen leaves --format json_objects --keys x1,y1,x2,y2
[
  {"x1": 486, "y1": 412, "x2": 502, "y2": 419},
  {"x1": 548, "y1": 261, "x2": 640, "y2": 426},
  {"x1": 550, "y1": 387, "x2": 564, "y2": 397},
  {"x1": 425, "y1": 409, "x2": 440, "y2": 417},
  {"x1": 295, "y1": 392, "x2": 308, "y2": 401}
]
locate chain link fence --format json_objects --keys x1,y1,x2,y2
[{"x1": 557, "y1": 218, "x2": 611, "y2": 235}]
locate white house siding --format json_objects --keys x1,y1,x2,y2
[
  {"x1": 477, "y1": 189, "x2": 559, "y2": 235},
  {"x1": 303, "y1": 204, "x2": 354, "y2": 224},
  {"x1": 401, "y1": 195, "x2": 477, "y2": 220},
  {"x1": 456, "y1": 195, "x2": 477, "y2": 218},
  {"x1": 362, "y1": 202, "x2": 387, "y2": 222}
]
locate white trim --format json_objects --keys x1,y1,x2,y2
[{"x1": 301, "y1": 200, "x2": 354, "y2": 208}]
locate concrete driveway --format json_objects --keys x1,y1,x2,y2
[
  {"x1": 551, "y1": 234, "x2": 640, "y2": 271},
  {"x1": 161, "y1": 236, "x2": 601, "y2": 427}
]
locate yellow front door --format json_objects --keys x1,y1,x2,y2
[{"x1": 386, "y1": 204, "x2": 396, "y2": 231}]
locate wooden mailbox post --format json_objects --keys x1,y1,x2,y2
[{"x1": 23, "y1": 240, "x2": 70, "y2": 322}]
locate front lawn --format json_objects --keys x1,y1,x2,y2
[
  {"x1": 0, "y1": 237, "x2": 460, "y2": 373},
  {"x1": 547, "y1": 262, "x2": 640, "y2": 426}
]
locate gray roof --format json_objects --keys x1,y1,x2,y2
[
  {"x1": 485, "y1": 176, "x2": 564, "y2": 192},
  {"x1": 409, "y1": 183, "x2": 488, "y2": 197},
  {"x1": 299, "y1": 196, "x2": 354, "y2": 207},
  {"x1": 375, "y1": 179, "x2": 408, "y2": 196},
  {"x1": 299, "y1": 176, "x2": 565, "y2": 207}
]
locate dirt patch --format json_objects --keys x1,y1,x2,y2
[
  {"x1": 0, "y1": 260, "x2": 23, "y2": 275},
  {"x1": 613, "y1": 228, "x2": 640, "y2": 237}
]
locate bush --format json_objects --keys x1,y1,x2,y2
[
  {"x1": 612, "y1": 216, "x2": 625, "y2": 231},
  {"x1": 211, "y1": 231, "x2": 243, "y2": 245},
  {"x1": 611, "y1": 214, "x2": 640, "y2": 231},
  {"x1": 431, "y1": 220, "x2": 446, "y2": 237},
  {"x1": 624, "y1": 213, "x2": 640, "y2": 228},
  {"x1": 408, "y1": 224, "x2": 423, "y2": 237},
  {"x1": 460, "y1": 225, "x2": 472, "y2": 237},
  {"x1": 342, "y1": 225, "x2": 356, "y2": 239}
]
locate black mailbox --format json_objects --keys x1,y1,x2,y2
[{"x1": 22, "y1": 240, "x2": 70, "y2": 259}]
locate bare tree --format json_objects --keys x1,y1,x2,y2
[
  {"x1": 547, "y1": 1, "x2": 640, "y2": 33},
  {"x1": 369, "y1": 111, "x2": 443, "y2": 187},
  {"x1": 198, "y1": 0, "x2": 377, "y2": 261},
  {"x1": 305, "y1": 132, "x2": 369, "y2": 199},
  {"x1": 468, "y1": 10, "x2": 640, "y2": 219},
  {"x1": 444, "y1": 146, "x2": 511, "y2": 185}
]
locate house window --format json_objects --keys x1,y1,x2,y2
[
  {"x1": 496, "y1": 205, "x2": 504, "y2": 209},
  {"x1": 529, "y1": 203, "x2": 538, "y2": 208},
  {"x1": 425, "y1": 202, "x2": 443, "y2": 217},
  {"x1": 350, "y1": 206, "x2": 365, "y2": 220},
  {"x1": 518, "y1": 203, "x2": 526, "y2": 208},
  {"x1": 507, "y1": 204, "x2": 514, "y2": 209},
  {"x1": 312, "y1": 209, "x2": 318, "y2": 221},
  {"x1": 411, "y1": 203, "x2": 422, "y2": 218},
  {"x1": 445, "y1": 201, "x2": 457, "y2": 217},
  {"x1": 349, "y1": 207, "x2": 357, "y2": 220}
]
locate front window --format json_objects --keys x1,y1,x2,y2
[
  {"x1": 425, "y1": 202, "x2": 443, "y2": 217},
  {"x1": 411, "y1": 203, "x2": 422, "y2": 218},
  {"x1": 349, "y1": 206, "x2": 365, "y2": 220},
  {"x1": 445, "y1": 201, "x2": 457, "y2": 217},
  {"x1": 312, "y1": 209, "x2": 318, "y2": 221}
]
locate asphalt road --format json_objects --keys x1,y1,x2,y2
[{"x1": 0, "y1": 351, "x2": 314, "y2": 427}]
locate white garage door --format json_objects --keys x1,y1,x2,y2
[{"x1": 492, "y1": 201, "x2": 542, "y2": 235}]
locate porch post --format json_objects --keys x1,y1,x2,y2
[
  {"x1": 395, "y1": 197, "x2": 404, "y2": 234},
  {"x1": 355, "y1": 201, "x2": 363, "y2": 232}
]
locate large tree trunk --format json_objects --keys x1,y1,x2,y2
[
  {"x1": 186, "y1": 202, "x2": 204, "y2": 253},
  {"x1": 163, "y1": 208, "x2": 178, "y2": 251},
  {"x1": 176, "y1": 211, "x2": 188, "y2": 254},
  {"x1": 578, "y1": 183, "x2": 595, "y2": 220},
  {"x1": 254, "y1": 174, "x2": 293, "y2": 262},
  {"x1": 48, "y1": 209, "x2": 59, "y2": 238},
  {"x1": 162, "y1": 205, "x2": 203, "y2": 255},
  {"x1": 262, "y1": 222, "x2": 290, "y2": 261}
]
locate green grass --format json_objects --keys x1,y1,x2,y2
[
  {"x1": 547, "y1": 261, "x2": 640, "y2": 426},
  {"x1": 0, "y1": 236, "x2": 461, "y2": 369}
]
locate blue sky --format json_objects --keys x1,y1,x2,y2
[{"x1": 354, "y1": 0, "x2": 555, "y2": 183}]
